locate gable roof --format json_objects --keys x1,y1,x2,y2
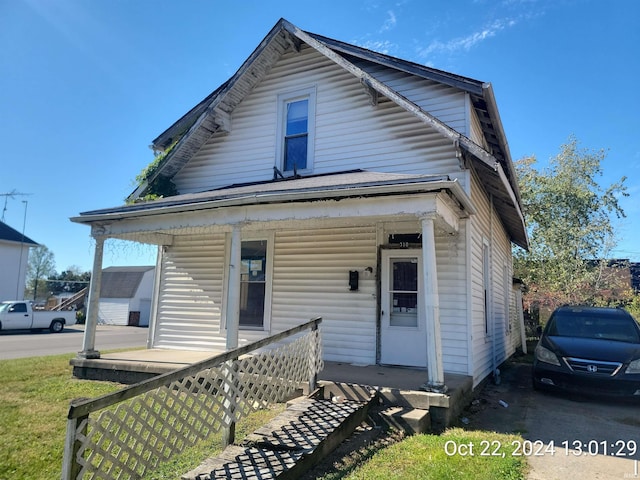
[
  {"x1": 125, "y1": 18, "x2": 527, "y2": 249},
  {"x1": 0, "y1": 220, "x2": 38, "y2": 246},
  {"x1": 100, "y1": 266, "x2": 154, "y2": 299}
]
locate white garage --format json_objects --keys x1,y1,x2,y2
[{"x1": 98, "y1": 266, "x2": 155, "y2": 327}]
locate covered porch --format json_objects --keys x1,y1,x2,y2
[{"x1": 71, "y1": 171, "x2": 476, "y2": 394}]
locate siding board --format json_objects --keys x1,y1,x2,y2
[
  {"x1": 173, "y1": 46, "x2": 463, "y2": 193},
  {"x1": 469, "y1": 171, "x2": 515, "y2": 385},
  {"x1": 272, "y1": 225, "x2": 378, "y2": 365},
  {"x1": 153, "y1": 234, "x2": 226, "y2": 351}
]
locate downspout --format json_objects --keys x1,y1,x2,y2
[{"x1": 490, "y1": 194, "x2": 500, "y2": 385}]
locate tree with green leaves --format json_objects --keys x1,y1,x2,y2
[
  {"x1": 514, "y1": 136, "x2": 629, "y2": 314},
  {"x1": 47, "y1": 266, "x2": 91, "y2": 295},
  {"x1": 26, "y1": 244, "x2": 56, "y2": 301}
]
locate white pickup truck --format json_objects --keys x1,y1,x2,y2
[{"x1": 0, "y1": 300, "x2": 76, "y2": 333}]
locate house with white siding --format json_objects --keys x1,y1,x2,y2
[
  {"x1": 0, "y1": 220, "x2": 38, "y2": 301},
  {"x1": 71, "y1": 19, "x2": 528, "y2": 391}
]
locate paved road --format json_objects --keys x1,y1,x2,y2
[
  {"x1": 467, "y1": 362, "x2": 640, "y2": 480},
  {"x1": 0, "y1": 324, "x2": 149, "y2": 360}
]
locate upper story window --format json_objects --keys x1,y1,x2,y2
[
  {"x1": 284, "y1": 99, "x2": 308, "y2": 171},
  {"x1": 277, "y1": 86, "x2": 316, "y2": 175}
]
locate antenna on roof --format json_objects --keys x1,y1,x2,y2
[{"x1": 0, "y1": 190, "x2": 33, "y2": 222}]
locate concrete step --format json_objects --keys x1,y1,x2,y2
[{"x1": 377, "y1": 406, "x2": 431, "y2": 434}]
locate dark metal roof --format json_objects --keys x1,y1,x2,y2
[
  {"x1": 76, "y1": 170, "x2": 460, "y2": 219},
  {"x1": 305, "y1": 32, "x2": 486, "y2": 95},
  {"x1": 100, "y1": 266, "x2": 154, "y2": 299},
  {"x1": 0, "y1": 220, "x2": 38, "y2": 246}
]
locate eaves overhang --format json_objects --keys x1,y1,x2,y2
[
  {"x1": 73, "y1": 175, "x2": 474, "y2": 226},
  {"x1": 468, "y1": 153, "x2": 529, "y2": 250}
]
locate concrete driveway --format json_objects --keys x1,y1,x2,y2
[{"x1": 465, "y1": 362, "x2": 640, "y2": 480}]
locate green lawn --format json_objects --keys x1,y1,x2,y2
[
  {"x1": 0, "y1": 354, "x2": 122, "y2": 480},
  {"x1": 339, "y1": 429, "x2": 527, "y2": 480},
  {"x1": 0, "y1": 354, "x2": 528, "y2": 480}
]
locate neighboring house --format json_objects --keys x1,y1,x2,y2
[
  {"x1": 98, "y1": 266, "x2": 155, "y2": 326},
  {"x1": 72, "y1": 19, "x2": 528, "y2": 391},
  {"x1": 631, "y1": 263, "x2": 640, "y2": 293},
  {"x1": 0, "y1": 220, "x2": 38, "y2": 301}
]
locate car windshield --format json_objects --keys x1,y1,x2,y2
[
  {"x1": 0, "y1": 303, "x2": 10, "y2": 313},
  {"x1": 547, "y1": 310, "x2": 640, "y2": 343}
]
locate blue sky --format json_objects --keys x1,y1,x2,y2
[{"x1": 1, "y1": 0, "x2": 638, "y2": 273}]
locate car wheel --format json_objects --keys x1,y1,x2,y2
[{"x1": 50, "y1": 320, "x2": 64, "y2": 333}]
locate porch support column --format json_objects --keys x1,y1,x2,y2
[
  {"x1": 420, "y1": 215, "x2": 447, "y2": 393},
  {"x1": 78, "y1": 235, "x2": 105, "y2": 359},
  {"x1": 225, "y1": 226, "x2": 242, "y2": 350}
]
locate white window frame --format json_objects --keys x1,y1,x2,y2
[{"x1": 276, "y1": 86, "x2": 316, "y2": 176}]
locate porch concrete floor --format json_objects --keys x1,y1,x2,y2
[
  {"x1": 73, "y1": 349, "x2": 470, "y2": 393},
  {"x1": 70, "y1": 348, "x2": 474, "y2": 430},
  {"x1": 320, "y1": 360, "x2": 471, "y2": 393}
]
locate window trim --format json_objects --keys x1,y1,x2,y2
[{"x1": 276, "y1": 86, "x2": 316, "y2": 175}]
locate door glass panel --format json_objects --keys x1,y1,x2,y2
[
  {"x1": 240, "y1": 240, "x2": 267, "y2": 328},
  {"x1": 390, "y1": 259, "x2": 418, "y2": 327}
]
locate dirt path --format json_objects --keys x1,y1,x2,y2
[{"x1": 464, "y1": 362, "x2": 640, "y2": 480}]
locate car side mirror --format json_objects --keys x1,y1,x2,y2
[{"x1": 536, "y1": 325, "x2": 543, "y2": 336}]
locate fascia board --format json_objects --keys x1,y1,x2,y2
[{"x1": 71, "y1": 179, "x2": 473, "y2": 225}]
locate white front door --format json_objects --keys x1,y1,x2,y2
[{"x1": 380, "y1": 250, "x2": 427, "y2": 367}]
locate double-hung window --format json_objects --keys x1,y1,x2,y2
[{"x1": 277, "y1": 87, "x2": 315, "y2": 174}]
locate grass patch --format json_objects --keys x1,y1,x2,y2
[
  {"x1": 141, "y1": 404, "x2": 286, "y2": 480},
  {"x1": 0, "y1": 354, "x2": 122, "y2": 480},
  {"x1": 334, "y1": 428, "x2": 527, "y2": 480},
  {"x1": 1, "y1": 353, "x2": 528, "y2": 480},
  {"x1": 0, "y1": 353, "x2": 286, "y2": 480}
]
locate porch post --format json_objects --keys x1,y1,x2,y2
[
  {"x1": 223, "y1": 226, "x2": 241, "y2": 447},
  {"x1": 78, "y1": 235, "x2": 104, "y2": 359},
  {"x1": 225, "y1": 226, "x2": 241, "y2": 350},
  {"x1": 420, "y1": 215, "x2": 447, "y2": 393}
]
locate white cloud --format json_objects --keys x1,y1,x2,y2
[
  {"x1": 418, "y1": 17, "x2": 516, "y2": 58},
  {"x1": 358, "y1": 39, "x2": 398, "y2": 55},
  {"x1": 380, "y1": 10, "x2": 397, "y2": 32}
]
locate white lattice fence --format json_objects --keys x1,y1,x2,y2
[{"x1": 62, "y1": 318, "x2": 322, "y2": 480}]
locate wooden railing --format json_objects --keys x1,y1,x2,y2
[
  {"x1": 61, "y1": 317, "x2": 323, "y2": 480},
  {"x1": 53, "y1": 288, "x2": 88, "y2": 311}
]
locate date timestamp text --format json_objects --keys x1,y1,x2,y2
[{"x1": 444, "y1": 439, "x2": 638, "y2": 457}]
